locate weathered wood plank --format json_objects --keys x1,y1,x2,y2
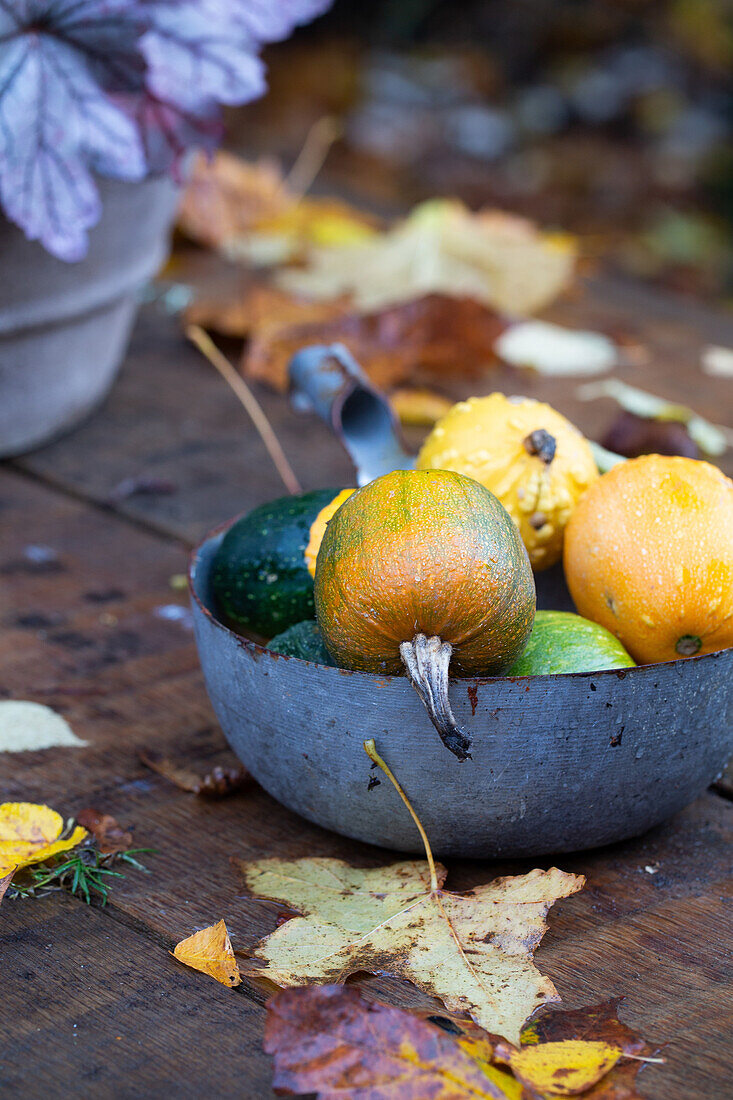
[
  {"x1": 1, "y1": 465, "x2": 731, "y2": 1098},
  {"x1": 0, "y1": 893, "x2": 277, "y2": 1099}
]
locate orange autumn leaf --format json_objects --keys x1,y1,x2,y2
[
  {"x1": 0, "y1": 802, "x2": 87, "y2": 878},
  {"x1": 172, "y1": 920, "x2": 242, "y2": 987}
]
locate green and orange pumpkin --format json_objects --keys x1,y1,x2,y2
[{"x1": 314, "y1": 469, "x2": 536, "y2": 757}]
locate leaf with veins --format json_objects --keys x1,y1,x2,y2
[{"x1": 239, "y1": 856, "x2": 584, "y2": 1045}]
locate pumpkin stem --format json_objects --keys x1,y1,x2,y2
[
  {"x1": 400, "y1": 634, "x2": 472, "y2": 761},
  {"x1": 523, "y1": 429, "x2": 556, "y2": 464}
]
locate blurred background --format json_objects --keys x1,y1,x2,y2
[{"x1": 231, "y1": 0, "x2": 733, "y2": 304}]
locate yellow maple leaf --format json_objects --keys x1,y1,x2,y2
[
  {"x1": 239, "y1": 742, "x2": 583, "y2": 1045},
  {"x1": 0, "y1": 802, "x2": 87, "y2": 878},
  {"x1": 496, "y1": 1039, "x2": 623, "y2": 1095},
  {"x1": 172, "y1": 920, "x2": 242, "y2": 988}
]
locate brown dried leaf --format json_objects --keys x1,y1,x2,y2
[
  {"x1": 139, "y1": 750, "x2": 251, "y2": 798},
  {"x1": 184, "y1": 283, "x2": 350, "y2": 340},
  {"x1": 600, "y1": 411, "x2": 699, "y2": 460},
  {"x1": 265, "y1": 984, "x2": 521, "y2": 1099},
  {"x1": 243, "y1": 292, "x2": 507, "y2": 393},
  {"x1": 75, "y1": 808, "x2": 132, "y2": 855},
  {"x1": 177, "y1": 151, "x2": 290, "y2": 250},
  {"x1": 0, "y1": 866, "x2": 16, "y2": 904},
  {"x1": 173, "y1": 920, "x2": 242, "y2": 988},
  {"x1": 239, "y1": 856, "x2": 583, "y2": 1045}
]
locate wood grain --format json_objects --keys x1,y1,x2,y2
[{"x1": 0, "y1": 464, "x2": 731, "y2": 1098}]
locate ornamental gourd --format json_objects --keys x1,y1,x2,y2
[
  {"x1": 212, "y1": 488, "x2": 352, "y2": 638},
  {"x1": 314, "y1": 469, "x2": 536, "y2": 759},
  {"x1": 416, "y1": 393, "x2": 598, "y2": 570},
  {"x1": 564, "y1": 455, "x2": 733, "y2": 664}
]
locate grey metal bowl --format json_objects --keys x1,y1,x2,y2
[{"x1": 190, "y1": 523, "x2": 733, "y2": 859}]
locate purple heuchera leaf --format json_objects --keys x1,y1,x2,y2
[{"x1": 0, "y1": 0, "x2": 332, "y2": 260}]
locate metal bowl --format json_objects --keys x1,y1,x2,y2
[{"x1": 190, "y1": 523, "x2": 733, "y2": 859}]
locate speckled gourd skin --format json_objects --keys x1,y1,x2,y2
[
  {"x1": 314, "y1": 469, "x2": 536, "y2": 676},
  {"x1": 416, "y1": 393, "x2": 598, "y2": 571},
  {"x1": 212, "y1": 489, "x2": 343, "y2": 638}
]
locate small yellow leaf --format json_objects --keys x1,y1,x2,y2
[
  {"x1": 390, "y1": 388, "x2": 453, "y2": 427},
  {"x1": 173, "y1": 920, "x2": 242, "y2": 987},
  {"x1": 0, "y1": 802, "x2": 87, "y2": 876},
  {"x1": 500, "y1": 1039, "x2": 623, "y2": 1095}
]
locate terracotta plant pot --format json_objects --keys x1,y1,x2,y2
[{"x1": 0, "y1": 176, "x2": 180, "y2": 457}]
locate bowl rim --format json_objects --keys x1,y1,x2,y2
[{"x1": 189, "y1": 515, "x2": 732, "y2": 685}]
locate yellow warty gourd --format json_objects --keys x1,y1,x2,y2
[{"x1": 416, "y1": 393, "x2": 598, "y2": 570}]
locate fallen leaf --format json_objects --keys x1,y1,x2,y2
[
  {"x1": 178, "y1": 150, "x2": 377, "y2": 263},
  {"x1": 701, "y1": 344, "x2": 733, "y2": 378},
  {"x1": 185, "y1": 282, "x2": 350, "y2": 340},
  {"x1": 519, "y1": 1000, "x2": 660, "y2": 1100},
  {"x1": 278, "y1": 199, "x2": 576, "y2": 316},
  {"x1": 75, "y1": 808, "x2": 133, "y2": 855},
  {"x1": 140, "y1": 749, "x2": 251, "y2": 797},
  {"x1": 108, "y1": 476, "x2": 178, "y2": 503},
  {"x1": 241, "y1": 740, "x2": 583, "y2": 1044},
  {"x1": 600, "y1": 411, "x2": 698, "y2": 460},
  {"x1": 0, "y1": 867, "x2": 16, "y2": 904},
  {"x1": 0, "y1": 803, "x2": 87, "y2": 878},
  {"x1": 0, "y1": 701, "x2": 87, "y2": 753},
  {"x1": 177, "y1": 151, "x2": 291, "y2": 250},
  {"x1": 225, "y1": 197, "x2": 378, "y2": 266},
  {"x1": 577, "y1": 379, "x2": 732, "y2": 456},
  {"x1": 172, "y1": 919, "x2": 242, "y2": 987},
  {"x1": 244, "y1": 292, "x2": 507, "y2": 392},
  {"x1": 495, "y1": 1040, "x2": 622, "y2": 1095},
  {"x1": 265, "y1": 984, "x2": 522, "y2": 1099},
  {"x1": 495, "y1": 321, "x2": 617, "y2": 377},
  {"x1": 391, "y1": 387, "x2": 454, "y2": 427}
]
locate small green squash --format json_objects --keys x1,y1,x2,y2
[
  {"x1": 267, "y1": 621, "x2": 335, "y2": 665},
  {"x1": 506, "y1": 610, "x2": 635, "y2": 676},
  {"x1": 212, "y1": 489, "x2": 345, "y2": 637}
]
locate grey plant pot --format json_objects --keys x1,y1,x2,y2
[{"x1": 0, "y1": 176, "x2": 180, "y2": 457}]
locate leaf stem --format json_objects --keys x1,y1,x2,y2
[
  {"x1": 186, "y1": 324, "x2": 302, "y2": 496},
  {"x1": 363, "y1": 739, "x2": 438, "y2": 892},
  {"x1": 284, "y1": 115, "x2": 342, "y2": 199}
]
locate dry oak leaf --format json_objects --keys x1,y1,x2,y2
[
  {"x1": 278, "y1": 199, "x2": 576, "y2": 316},
  {"x1": 243, "y1": 292, "x2": 506, "y2": 393},
  {"x1": 239, "y1": 857, "x2": 584, "y2": 1044},
  {"x1": 139, "y1": 749, "x2": 251, "y2": 798},
  {"x1": 0, "y1": 802, "x2": 87, "y2": 879},
  {"x1": 184, "y1": 284, "x2": 348, "y2": 340},
  {"x1": 265, "y1": 984, "x2": 522, "y2": 1100},
  {"x1": 172, "y1": 920, "x2": 242, "y2": 988},
  {"x1": 75, "y1": 808, "x2": 132, "y2": 855}
]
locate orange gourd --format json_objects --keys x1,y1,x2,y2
[
  {"x1": 564, "y1": 455, "x2": 733, "y2": 664},
  {"x1": 314, "y1": 469, "x2": 536, "y2": 758}
]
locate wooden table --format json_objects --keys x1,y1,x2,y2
[{"x1": 1, "y1": 259, "x2": 732, "y2": 1099}]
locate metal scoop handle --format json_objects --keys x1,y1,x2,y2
[{"x1": 289, "y1": 344, "x2": 414, "y2": 485}]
